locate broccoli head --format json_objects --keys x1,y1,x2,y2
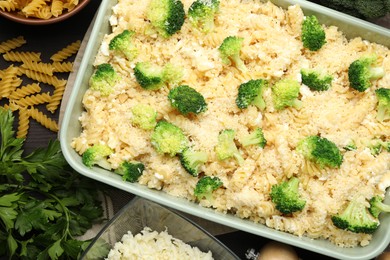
[
  {"x1": 151, "y1": 120, "x2": 188, "y2": 156},
  {"x1": 188, "y1": 0, "x2": 220, "y2": 33},
  {"x1": 134, "y1": 62, "x2": 184, "y2": 90},
  {"x1": 218, "y1": 36, "x2": 247, "y2": 73},
  {"x1": 109, "y1": 30, "x2": 138, "y2": 60},
  {"x1": 146, "y1": 0, "x2": 185, "y2": 37},
  {"x1": 82, "y1": 144, "x2": 113, "y2": 169},
  {"x1": 131, "y1": 104, "x2": 157, "y2": 130},
  {"x1": 236, "y1": 79, "x2": 268, "y2": 110},
  {"x1": 241, "y1": 128, "x2": 267, "y2": 148},
  {"x1": 348, "y1": 55, "x2": 385, "y2": 92},
  {"x1": 375, "y1": 88, "x2": 390, "y2": 122},
  {"x1": 270, "y1": 177, "x2": 306, "y2": 214},
  {"x1": 271, "y1": 79, "x2": 302, "y2": 110},
  {"x1": 301, "y1": 15, "x2": 326, "y2": 51},
  {"x1": 331, "y1": 197, "x2": 379, "y2": 234},
  {"x1": 297, "y1": 135, "x2": 343, "y2": 168},
  {"x1": 134, "y1": 62, "x2": 165, "y2": 90},
  {"x1": 301, "y1": 68, "x2": 333, "y2": 91},
  {"x1": 179, "y1": 147, "x2": 208, "y2": 176},
  {"x1": 369, "y1": 196, "x2": 390, "y2": 218},
  {"x1": 215, "y1": 129, "x2": 244, "y2": 166},
  {"x1": 89, "y1": 63, "x2": 119, "y2": 96},
  {"x1": 367, "y1": 138, "x2": 390, "y2": 156},
  {"x1": 194, "y1": 176, "x2": 223, "y2": 201},
  {"x1": 115, "y1": 161, "x2": 145, "y2": 183},
  {"x1": 168, "y1": 85, "x2": 208, "y2": 115}
]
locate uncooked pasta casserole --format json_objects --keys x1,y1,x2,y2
[{"x1": 71, "y1": 0, "x2": 390, "y2": 247}]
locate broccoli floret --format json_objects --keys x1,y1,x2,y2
[
  {"x1": 134, "y1": 62, "x2": 183, "y2": 90},
  {"x1": 218, "y1": 36, "x2": 247, "y2": 73},
  {"x1": 241, "y1": 128, "x2": 267, "y2": 148},
  {"x1": 188, "y1": 0, "x2": 220, "y2": 33},
  {"x1": 331, "y1": 197, "x2": 379, "y2": 234},
  {"x1": 301, "y1": 68, "x2": 333, "y2": 91},
  {"x1": 297, "y1": 135, "x2": 343, "y2": 168},
  {"x1": 194, "y1": 176, "x2": 223, "y2": 201},
  {"x1": 115, "y1": 161, "x2": 145, "y2": 182},
  {"x1": 375, "y1": 88, "x2": 390, "y2": 122},
  {"x1": 131, "y1": 104, "x2": 157, "y2": 130},
  {"x1": 369, "y1": 196, "x2": 390, "y2": 218},
  {"x1": 179, "y1": 147, "x2": 208, "y2": 176},
  {"x1": 367, "y1": 138, "x2": 390, "y2": 156},
  {"x1": 168, "y1": 85, "x2": 208, "y2": 115},
  {"x1": 108, "y1": 30, "x2": 138, "y2": 60},
  {"x1": 82, "y1": 144, "x2": 113, "y2": 169},
  {"x1": 270, "y1": 177, "x2": 306, "y2": 214},
  {"x1": 236, "y1": 79, "x2": 268, "y2": 110},
  {"x1": 146, "y1": 0, "x2": 185, "y2": 37},
  {"x1": 151, "y1": 120, "x2": 188, "y2": 156},
  {"x1": 215, "y1": 129, "x2": 244, "y2": 166},
  {"x1": 271, "y1": 79, "x2": 302, "y2": 110},
  {"x1": 348, "y1": 55, "x2": 385, "y2": 92},
  {"x1": 301, "y1": 15, "x2": 326, "y2": 51},
  {"x1": 134, "y1": 62, "x2": 165, "y2": 90},
  {"x1": 89, "y1": 63, "x2": 119, "y2": 96}
]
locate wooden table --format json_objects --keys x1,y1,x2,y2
[{"x1": 1, "y1": 2, "x2": 389, "y2": 259}]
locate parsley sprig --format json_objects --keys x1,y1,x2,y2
[{"x1": 0, "y1": 108, "x2": 104, "y2": 259}]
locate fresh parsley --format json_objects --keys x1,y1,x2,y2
[{"x1": 0, "y1": 108, "x2": 104, "y2": 259}]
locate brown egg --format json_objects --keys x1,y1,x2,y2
[{"x1": 257, "y1": 241, "x2": 299, "y2": 260}]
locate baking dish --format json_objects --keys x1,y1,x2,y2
[{"x1": 59, "y1": 1, "x2": 390, "y2": 259}]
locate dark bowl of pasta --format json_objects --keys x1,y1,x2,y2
[{"x1": 0, "y1": 0, "x2": 91, "y2": 25}]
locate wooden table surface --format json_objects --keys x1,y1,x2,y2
[{"x1": 1, "y1": 2, "x2": 389, "y2": 259}]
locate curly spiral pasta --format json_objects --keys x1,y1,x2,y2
[
  {"x1": 0, "y1": 36, "x2": 26, "y2": 54},
  {"x1": 9, "y1": 83, "x2": 42, "y2": 100},
  {"x1": 51, "y1": 0, "x2": 63, "y2": 17},
  {"x1": 50, "y1": 40, "x2": 81, "y2": 62},
  {"x1": 3, "y1": 51, "x2": 41, "y2": 62},
  {"x1": 52, "y1": 61, "x2": 73, "y2": 72},
  {"x1": 22, "y1": 69, "x2": 67, "y2": 88},
  {"x1": 22, "y1": 0, "x2": 47, "y2": 16},
  {"x1": 15, "y1": 92, "x2": 51, "y2": 107},
  {"x1": 27, "y1": 107, "x2": 58, "y2": 132},
  {"x1": 0, "y1": 65, "x2": 20, "y2": 99},
  {"x1": 16, "y1": 108, "x2": 30, "y2": 139},
  {"x1": 46, "y1": 84, "x2": 65, "y2": 113},
  {"x1": 0, "y1": 0, "x2": 18, "y2": 11},
  {"x1": 33, "y1": 4, "x2": 52, "y2": 19},
  {"x1": 21, "y1": 60, "x2": 55, "y2": 76}
]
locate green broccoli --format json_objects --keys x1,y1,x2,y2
[
  {"x1": 241, "y1": 128, "x2": 267, "y2": 148},
  {"x1": 367, "y1": 138, "x2": 390, "y2": 156},
  {"x1": 89, "y1": 63, "x2": 119, "y2": 96},
  {"x1": 343, "y1": 141, "x2": 357, "y2": 151},
  {"x1": 188, "y1": 0, "x2": 220, "y2": 33},
  {"x1": 82, "y1": 144, "x2": 113, "y2": 169},
  {"x1": 218, "y1": 36, "x2": 247, "y2": 73},
  {"x1": 348, "y1": 55, "x2": 385, "y2": 92},
  {"x1": 369, "y1": 196, "x2": 390, "y2": 218},
  {"x1": 375, "y1": 88, "x2": 390, "y2": 122},
  {"x1": 301, "y1": 15, "x2": 326, "y2": 51},
  {"x1": 270, "y1": 177, "x2": 306, "y2": 214},
  {"x1": 115, "y1": 161, "x2": 145, "y2": 182},
  {"x1": 297, "y1": 135, "x2": 343, "y2": 168},
  {"x1": 236, "y1": 79, "x2": 268, "y2": 110},
  {"x1": 331, "y1": 197, "x2": 379, "y2": 234},
  {"x1": 215, "y1": 129, "x2": 244, "y2": 166},
  {"x1": 271, "y1": 79, "x2": 302, "y2": 110},
  {"x1": 179, "y1": 147, "x2": 208, "y2": 176},
  {"x1": 301, "y1": 68, "x2": 333, "y2": 91},
  {"x1": 146, "y1": 0, "x2": 185, "y2": 37},
  {"x1": 168, "y1": 85, "x2": 207, "y2": 115},
  {"x1": 131, "y1": 104, "x2": 157, "y2": 130},
  {"x1": 194, "y1": 176, "x2": 223, "y2": 201},
  {"x1": 108, "y1": 30, "x2": 138, "y2": 60},
  {"x1": 151, "y1": 120, "x2": 188, "y2": 156},
  {"x1": 134, "y1": 62, "x2": 183, "y2": 90}
]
